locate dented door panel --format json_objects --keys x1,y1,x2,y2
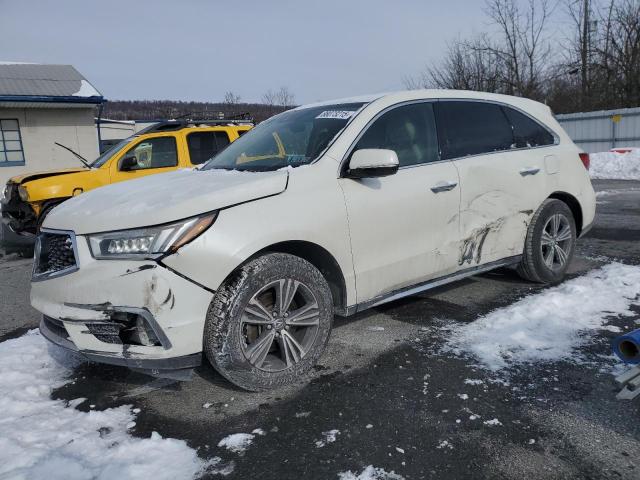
[
  {"x1": 454, "y1": 149, "x2": 547, "y2": 266},
  {"x1": 340, "y1": 161, "x2": 461, "y2": 302}
]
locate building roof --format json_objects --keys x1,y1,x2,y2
[{"x1": 0, "y1": 62, "x2": 104, "y2": 105}]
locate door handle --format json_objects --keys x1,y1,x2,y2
[
  {"x1": 430, "y1": 181, "x2": 458, "y2": 193},
  {"x1": 519, "y1": 167, "x2": 540, "y2": 176}
]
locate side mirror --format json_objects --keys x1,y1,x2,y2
[
  {"x1": 120, "y1": 155, "x2": 138, "y2": 172},
  {"x1": 346, "y1": 149, "x2": 399, "y2": 179}
]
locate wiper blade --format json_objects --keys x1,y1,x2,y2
[{"x1": 54, "y1": 142, "x2": 92, "y2": 169}]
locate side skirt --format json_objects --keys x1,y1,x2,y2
[{"x1": 346, "y1": 255, "x2": 522, "y2": 315}]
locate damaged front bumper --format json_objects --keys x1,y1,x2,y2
[
  {"x1": 31, "y1": 235, "x2": 215, "y2": 375},
  {"x1": 0, "y1": 218, "x2": 34, "y2": 253},
  {"x1": 39, "y1": 311, "x2": 203, "y2": 372},
  {"x1": 1, "y1": 185, "x2": 36, "y2": 253}
]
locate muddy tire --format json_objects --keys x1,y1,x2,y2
[
  {"x1": 517, "y1": 199, "x2": 576, "y2": 284},
  {"x1": 203, "y1": 253, "x2": 334, "y2": 391}
]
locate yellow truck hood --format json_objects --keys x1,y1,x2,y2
[{"x1": 9, "y1": 168, "x2": 88, "y2": 185}]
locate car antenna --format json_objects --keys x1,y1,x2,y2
[{"x1": 54, "y1": 142, "x2": 92, "y2": 169}]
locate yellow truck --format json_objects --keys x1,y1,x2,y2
[{"x1": 1, "y1": 120, "x2": 252, "y2": 253}]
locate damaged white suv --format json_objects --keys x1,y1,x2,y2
[{"x1": 31, "y1": 90, "x2": 596, "y2": 391}]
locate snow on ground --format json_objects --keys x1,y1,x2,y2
[
  {"x1": 338, "y1": 465, "x2": 405, "y2": 480},
  {"x1": 444, "y1": 262, "x2": 640, "y2": 371},
  {"x1": 217, "y1": 434, "x2": 255, "y2": 454},
  {"x1": 217, "y1": 429, "x2": 265, "y2": 455},
  {"x1": 0, "y1": 331, "x2": 219, "y2": 480},
  {"x1": 590, "y1": 149, "x2": 640, "y2": 180}
]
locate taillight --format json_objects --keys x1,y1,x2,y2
[{"x1": 579, "y1": 153, "x2": 590, "y2": 170}]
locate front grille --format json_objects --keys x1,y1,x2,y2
[
  {"x1": 86, "y1": 323, "x2": 123, "y2": 344},
  {"x1": 33, "y1": 231, "x2": 78, "y2": 280},
  {"x1": 86, "y1": 312, "x2": 162, "y2": 347}
]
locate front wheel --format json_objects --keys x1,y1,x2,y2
[
  {"x1": 517, "y1": 199, "x2": 577, "y2": 284},
  {"x1": 203, "y1": 253, "x2": 334, "y2": 391}
]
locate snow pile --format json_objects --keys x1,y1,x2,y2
[
  {"x1": 590, "y1": 149, "x2": 640, "y2": 180},
  {"x1": 338, "y1": 465, "x2": 405, "y2": 480},
  {"x1": 445, "y1": 263, "x2": 640, "y2": 370},
  {"x1": 0, "y1": 331, "x2": 214, "y2": 480},
  {"x1": 217, "y1": 429, "x2": 264, "y2": 455},
  {"x1": 483, "y1": 418, "x2": 503, "y2": 426}
]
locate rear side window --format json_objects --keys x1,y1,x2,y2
[
  {"x1": 187, "y1": 131, "x2": 231, "y2": 165},
  {"x1": 502, "y1": 107, "x2": 555, "y2": 148},
  {"x1": 354, "y1": 102, "x2": 439, "y2": 167},
  {"x1": 436, "y1": 101, "x2": 513, "y2": 159}
]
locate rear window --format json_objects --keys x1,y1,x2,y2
[
  {"x1": 436, "y1": 101, "x2": 514, "y2": 159},
  {"x1": 502, "y1": 107, "x2": 555, "y2": 148}
]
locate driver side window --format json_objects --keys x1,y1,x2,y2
[
  {"x1": 120, "y1": 137, "x2": 178, "y2": 171},
  {"x1": 354, "y1": 103, "x2": 439, "y2": 167}
]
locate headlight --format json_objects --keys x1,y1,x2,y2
[
  {"x1": 18, "y1": 185, "x2": 29, "y2": 201},
  {"x1": 88, "y1": 212, "x2": 217, "y2": 259}
]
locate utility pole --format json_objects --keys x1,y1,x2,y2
[{"x1": 581, "y1": 0, "x2": 590, "y2": 108}]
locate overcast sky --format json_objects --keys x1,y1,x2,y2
[{"x1": 0, "y1": 0, "x2": 488, "y2": 105}]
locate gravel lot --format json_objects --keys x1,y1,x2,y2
[{"x1": 1, "y1": 179, "x2": 639, "y2": 479}]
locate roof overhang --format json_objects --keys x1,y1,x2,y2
[{"x1": 0, "y1": 95, "x2": 105, "y2": 107}]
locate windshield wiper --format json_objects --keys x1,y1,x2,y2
[{"x1": 54, "y1": 142, "x2": 92, "y2": 169}]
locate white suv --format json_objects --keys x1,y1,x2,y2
[{"x1": 31, "y1": 90, "x2": 596, "y2": 391}]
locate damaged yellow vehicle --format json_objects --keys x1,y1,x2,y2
[{"x1": 1, "y1": 120, "x2": 252, "y2": 252}]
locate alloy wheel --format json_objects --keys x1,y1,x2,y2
[
  {"x1": 240, "y1": 278, "x2": 320, "y2": 372},
  {"x1": 540, "y1": 213, "x2": 572, "y2": 271}
]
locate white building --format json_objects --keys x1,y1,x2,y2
[{"x1": 0, "y1": 63, "x2": 104, "y2": 186}]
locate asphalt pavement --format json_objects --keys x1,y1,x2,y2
[{"x1": 1, "y1": 179, "x2": 639, "y2": 479}]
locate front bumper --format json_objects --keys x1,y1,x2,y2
[
  {"x1": 31, "y1": 234, "x2": 215, "y2": 372},
  {"x1": 40, "y1": 315, "x2": 202, "y2": 371},
  {"x1": 0, "y1": 218, "x2": 34, "y2": 252}
]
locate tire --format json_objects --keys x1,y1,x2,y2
[
  {"x1": 517, "y1": 199, "x2": 577, "y2": 284},
  {"x1": 203, "y1": 253, "x2": 334, "y2": 391}
]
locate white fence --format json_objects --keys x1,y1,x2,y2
[{"x1": 556, "y1": 107, "x2": 640, "y2": 153}]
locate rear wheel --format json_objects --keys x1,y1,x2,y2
[
  {"x1": 517, "y1": 199, "x2": 576, "y2": 284},
  {"x1": 203, "y1": 253, "x2": 334, "y2": 391}
]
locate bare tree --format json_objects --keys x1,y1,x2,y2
[
  {"x1": 422, "y1": 38, "x2": 503, "y2": 92},
  {"x1": 597, "y1": 0, "x2": 640, "y2": 106},
  {"x1": 476, "y1": 0, "x2": 554, "y2": 98},
  {"x1": 261, "y1": 89, "x2": 278, "y2": 106},
  {"x1": 223, "y1": 91, "x2": 241, "y2": 106},
  {"x1": 276, "y1": 86, "x2": 296, "y2": 108},
  {"x1": 405, "y1": 0, "x2": 554, "y2": 101},
  {"x1": 262, "y1": 86, "x2": 296, "y2": 109}
]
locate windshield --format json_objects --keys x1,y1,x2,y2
[
  {"x1": 202, "y1": 103, "x2": 365, "y2": 172},
  {"x1": 90, "y1": 138, "x2": 131, "y2": 168}
]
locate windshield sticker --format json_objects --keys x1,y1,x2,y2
[{"x1": 316, "y1": 110, "x2": 355, "y2": 120}]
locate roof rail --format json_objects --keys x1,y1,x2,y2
[{"x1": 135, "y1": 117, "x2": 253, "y2": 135}]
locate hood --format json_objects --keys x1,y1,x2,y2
[
  {"x1": 44, "y1": 168, "x2": 289, "y2": 234},
  {"x1": 9, "y1": 168, "x2": 88, "y2": 185}
]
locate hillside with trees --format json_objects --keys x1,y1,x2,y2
[{"x1": 102, "y1": 86, "x2": 296, "y2": 122}]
